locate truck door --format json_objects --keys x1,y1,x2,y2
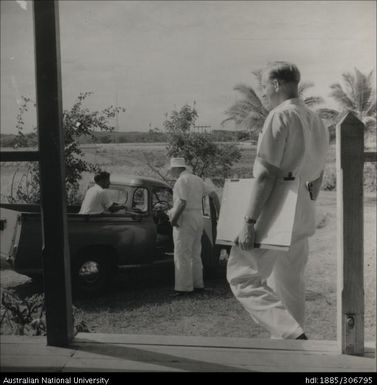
[
  {"x1": 201, "y1": 195, "x2": 219, "y2": 270},
  {"x1": 151, "y1": 187, "x2": 174, "y2": 257}
]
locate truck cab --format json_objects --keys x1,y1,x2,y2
[{"x1": 95, "y1": 175, "x2": 176, "y2": 263}]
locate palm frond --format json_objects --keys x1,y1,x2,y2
[
  {"x1": 224, "y1": 103, "x2": 266, "y2": 125},
  {"x1": 341, "y1": 72, "x2": 357, "y2": 104},
  {"x1": 317, "y1": 108, "x2": 340, "y2": 122},
  {"x1": 225, "y1": 103, "x2": 252, "y2": 120},
  {"x1": 330, "y1": 68, "x2": 376, "y2": 118},
  {"x1": 233, "y1": 84, "x2": 263, "y2": 107},
  {"x1": 252, "y1": 69, "x2": 263, "y2": 93},
  {"x1": 223, "y1": 93, "x2": 267, "y2": 131},
  {"x1": 298, "y1": 81, "x2": 315, "y2": 96},
  {"x1": 232, "y1": 84, "x2": 269, "y2": 116},
  {"x1": 233, "y1": 97, "x2": 264, "y2": 115},
  {"x1": 303, "y1": 96, "x2": 324, "y2": 108},
  {"x1": 353, "y1": 67, "x2": 374, "y2": 112},
  {"x1": 220, "y1": 117, "x2": 235, "y2": 127},
  {"x1": 366, "y1": 98, "x2": 376, "y2": 117},
  {"x1": 241, "y1": 112, "x2": 265, "y2": 133},
  {"x1": 363, "y1": 116, "x2": 376, "y2": 133},
  {"x1": 329, "y1": 83, "x2": 356, "y2": 111}
]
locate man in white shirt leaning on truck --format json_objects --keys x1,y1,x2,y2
[{"x1": 79, "y1": 171, "x2": 125, "y2": 214}]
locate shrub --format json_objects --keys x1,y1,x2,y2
[
  {"x1": 11, "y1": 93, "x2": 125, "y2": 205},
  {"x1": 164, "y1": 104, "x2": 241, "y2": 183},
  {"x1": 320, "y1": 162, "x2": 376, "y2": 192},
  {"x1": 0, "y1": 288, "x2": 90, "y2": 336}
]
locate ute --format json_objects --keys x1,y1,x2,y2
[{"x1": 0, "y1": 175, "x2": 221, "y2": 296}]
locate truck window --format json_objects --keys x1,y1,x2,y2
[
  {"x1": 104, "y1": 188, "x2": 128, "y2": 205},
  {"x1": 202, "y1": 196, "x2": 211, "y2": 217},
  {"x1": 132, "y1": 187, "x2": 148, "y2": 213}
]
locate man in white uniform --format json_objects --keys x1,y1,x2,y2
[
  {"x1": 169, "y1": 158, "x2": 220, "y2": 295},
  {"x1": 79, "y1": 171, "x2": 125, "y2": 214},
  {"x1": 227, "y1": 61, "x2": 329, "y2": 339}
]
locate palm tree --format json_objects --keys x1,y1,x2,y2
[
  {"x1": 221, "y1": 82, "x2": 269, "y2": 134},
  {"x1": 329, "y1": 68, "x2": 376, "y2": 135},
  {"x1": 222, "y1": 70, "x2": 328, "y2": 136}
]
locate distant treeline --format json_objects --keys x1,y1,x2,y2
[{"x1": 0, "y1": 129, "x2": 254, "y2": 147}]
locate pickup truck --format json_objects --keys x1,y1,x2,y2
[{"x1": 0, "y1": 175, "x2": 221, "y2": 296}]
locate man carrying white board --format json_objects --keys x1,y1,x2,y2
[{"x1": 226, "y1": 61, "x2": 329, "y2": 339}]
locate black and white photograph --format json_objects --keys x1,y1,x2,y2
[{"x1": 0, "y1": 0, "x2": 376, "y2": 377}]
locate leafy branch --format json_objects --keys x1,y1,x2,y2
[{"x1": 12, "y1": 92, "x2": 126, "y2": 204}]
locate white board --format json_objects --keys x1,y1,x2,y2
[{"x1": 216, "y1": 178, "x2": 299, "y2": 250}]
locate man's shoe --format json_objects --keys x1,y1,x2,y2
[
  {"x1": 296, "y1": 333, "x2": 308, "y2": 340},
  {"x1": 170, "y1": 291, "x2": 192, "y2": 297}
]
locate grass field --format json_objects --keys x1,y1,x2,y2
[
  {"x1": 0, "y1": 142, "x2": 375, "y2": 341},
  {"x1": 1, "y1": 143, "x2": 375, "y2": 203}
]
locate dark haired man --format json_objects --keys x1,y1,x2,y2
[
  {"x1": 79, "y1": 171, "x2": 125, "y2": 214},
  {"x1": 227, "y1": 61, "x2": 329, "y2": 340}
]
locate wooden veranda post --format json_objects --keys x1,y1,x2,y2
[
  {"x1": 33, "y1": 0, "x2": 73, "y2": 346},
  {"x1": 336, "y1": 112, "x2": 364, "y2": 355}
]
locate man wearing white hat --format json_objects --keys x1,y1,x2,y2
[{"x1": 168, "y1": 157, "x2": 219, "y2": 295}]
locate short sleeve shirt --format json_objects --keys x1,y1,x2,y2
[
  {"x1": 255, "y1": 98, "x2": 329, "y2": 182},
  {"x1": 255, "y1": 98, "x2": 330, "y2": 240},
  {"x1": 79, "y1": 184, "x2": 112, "y2": 214},
  {"x1": 173, "y1": 171, "x2": 214, "y2": 210}
]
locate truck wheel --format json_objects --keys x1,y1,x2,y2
[{"x1": 72, "y1": 253, "x2": 115, "y2": 297}]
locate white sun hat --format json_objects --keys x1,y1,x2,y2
[{"x1": 169, "y1": 157, "x2": 188, "y2": 169}]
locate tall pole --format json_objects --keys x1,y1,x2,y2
[
  {"x1": 336, "y1": 112, "x2": 364, "y2": 355},
  {"x1": 33, "y1": 0, "x2": 73, "y2": 346}
]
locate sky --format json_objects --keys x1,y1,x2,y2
[{"x1": 1, "y1": 0, "x2": 376, "y2": 134}]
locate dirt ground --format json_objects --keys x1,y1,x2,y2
[{"x1": 1, "y1": 191, "x2": 375, "y2": 342}]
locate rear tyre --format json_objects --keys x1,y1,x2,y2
[{"x1": 72, "y1": 252, "x2": 115, "y2": 297}]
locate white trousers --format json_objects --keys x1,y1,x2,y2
[
  {"x1": 173, "y1": 212, "x2": 204, "y2": 292},
  {"x1": 226, "y1": 238, "x2": 309, "y2": 339}
]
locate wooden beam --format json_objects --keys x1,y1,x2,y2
[
  {"x1": 33, "y1": 0, "x2": 73, "y2": 346},
  {"x1": 336, "y1": 112, "x2": 364, "y2": 355},
  {"x1": 0, "y1": 151, "x2": 39, "y2": 162}
]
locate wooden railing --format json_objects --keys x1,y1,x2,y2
[{"x1": 336, "y1": 112, "x2": 376, "y2": 355}]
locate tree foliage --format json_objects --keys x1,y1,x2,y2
[
  {"x1": 222, "y1": 69, "x2": 334, "y2": 137},
  {"x1": 164, "y1": 104, "x2": 241, "y2": 182},
  {"x1": 13, "y1": 92, "x2": 125, "y2": 204},
  {"x1": 329, "y1": 68, "x2": 376, "y2": 134}
]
